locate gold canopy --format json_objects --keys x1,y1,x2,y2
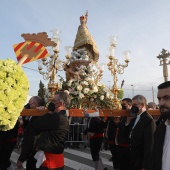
[{"x1": 73, "y1": 12, "x2": 99, "y2": 62}]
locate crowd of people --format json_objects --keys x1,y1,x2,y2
[{"x1": 1, "y1": 81, "x2": 170, "y2": 170}]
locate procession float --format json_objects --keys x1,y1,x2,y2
[{"x1": 0, "y1": 12, "x2": 159, "y2": 130}]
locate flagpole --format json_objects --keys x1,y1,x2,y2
[
  {"x1": 152, "y1": 86, "x2": 155, "y2": 103},
  {"x1": 17, "y1": 55, "x2": 27, "y2": 66}
]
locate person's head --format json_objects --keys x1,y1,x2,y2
[
  {"x1": 131, "y1": 95, "x2": 147, "y2": 115},
  {"x1": 148, "y1": 102, "x2": 157, "y2": 110},
  {"x1": 157, "y1": 81, "x2": 170, "y2": 119},
  {"x1": 29, "y1": 96, "x2": 44, "y2": 109},
  {"x1": 113, "y1": 116, "x2": 121, "y2": 124},
  {"x1": 121, "y1": 98, "x2": 132, "y2": 110},
  {"x1": 52, "y1": 91, "x2": 71, "y2": 112}
]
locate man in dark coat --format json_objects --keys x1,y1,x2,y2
[
  {"x1": 150, "y1": 81, "x2": 170, "y2": 170},
  {"x1": 126, "y1": 95, "x2": 156, "y2": 170},
  {"x1": 17, "y1": 96, "x2": 44, "y2": 170},
  {"x1": 17, "y1": 92, "x2": 70, "y2": 170}
]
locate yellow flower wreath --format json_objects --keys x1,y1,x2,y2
[{"x1": 0, "y1": 59, "x2": 29, "y2": 131}]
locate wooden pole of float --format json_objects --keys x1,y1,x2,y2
[{"x1": 21, "y1": 109, "x2": 160, "y2": 117}]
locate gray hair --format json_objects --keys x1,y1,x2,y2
[
  {"x1": 148, "y1": 102, "x2": 156, "y2": 109},
  {"x1": 55, "y1": 91, "x2": 71, "y2": 109},
  {"x1": 31, "y1": 96, "x2": 44, "y2": 106},
  {"x1": 132, "y1": 95, "x2": 147, "y2": 106}
]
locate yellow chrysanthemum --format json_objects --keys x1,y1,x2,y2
[{"x1": 0, "y1": 59, "x2": 29, "y2": 131}]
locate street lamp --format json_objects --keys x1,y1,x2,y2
[
  {"x1": 131, "y1": 85, "x2": 134, "y2": 97},
  {"x1": 152, "y1": 86, "x2": 155, "y2": 103},
  {"x1": 121, "y1": 79, "x2": 125, "y2": 88},
  {"x1": 107, "y1": 36, "x2": 130, "y2": 109},
  {"x1": 157, "y1": 48, "x2": 170, "y2": 82},
  {"x1": 38, "y1": 29, "x2": 63, "y2": 101}
]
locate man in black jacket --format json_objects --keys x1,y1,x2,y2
[
  {"x1": 17, "y1": 91, "x2": 70, "y2": 170},
  {"x1": 126, "y1": 95, "x2": 155, "y2": 170},
  {"x1": 17, "y1": 96, "x2": 44, "y2": 170},
  {"x1": 150, "y1": 81, "x2": 170, "y2": 170}
]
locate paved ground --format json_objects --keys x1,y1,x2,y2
[{"x1": 11, "y1": 145, "x2": 113, "y2": 170}]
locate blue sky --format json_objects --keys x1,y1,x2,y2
[{"x1": 1, "y1": 0, "x2": 170, "y2": 104}]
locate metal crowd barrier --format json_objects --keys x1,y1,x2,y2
[{"x1": 66, "y1": 123, "x2": 89, "y2": 148}]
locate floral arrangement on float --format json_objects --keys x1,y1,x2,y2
[
  {"x1": 62, "y1": 77, "x2": 124, "y2": 109},
  {"x1": 62, "y1": 79, "x2": 115, "y2": 109},
  {"x1": 61, "y1": 51, "x2": 124, "y2": 109},
  {"x1": 0, "y1": 32, "x2": 56, "y2": 131}
]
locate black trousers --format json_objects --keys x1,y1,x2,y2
[
  {"x1": 89, "y1": 137, "x2": 103, "y2": 161},
  {"x1": 0, "y1": 141, "x2": 16, "y2": 170},
  {"x1": 117, "y1": 146, "x2": 130, "y2": 170},
  {"x1": 109, "y1": 144, "x2": 120, "y2": 169},
  {"x1": 26, "y1": 153, "x2": 38, "y2": 170},
  {"x1": 130, "y1": 151, "x2": 143, "y2": 170}
]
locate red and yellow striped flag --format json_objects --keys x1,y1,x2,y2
[{"x1": 13, "y1": 41, "x2": 49, "y2": 64}]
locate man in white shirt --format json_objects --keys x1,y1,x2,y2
[
  {"x1": 126, "y1": 95, "x2": 155, "y2": 170},
  {"x1": 150, "y1": 81, "x2": 170, "y2": 170}
]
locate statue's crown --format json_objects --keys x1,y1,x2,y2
[{"x1": 80, "y1": 15, "x2": 85, "y2": 20}]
